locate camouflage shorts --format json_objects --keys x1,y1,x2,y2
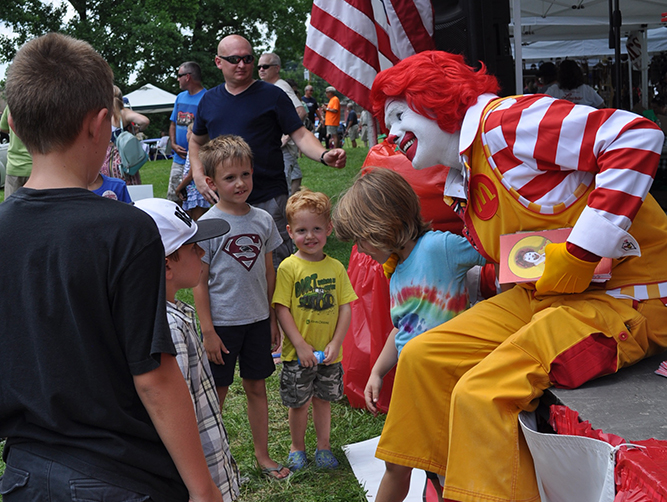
[{"x1": 280, "y1": 361, "x2": 344, "y2": 408}]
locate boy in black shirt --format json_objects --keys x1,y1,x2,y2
[{"x1": 0, "y1": 33, "x2": 220, "y2": 502}]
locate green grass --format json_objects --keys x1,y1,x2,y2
[{"x1": 1, "y1": 145, "x2": 386, "y2": 502}]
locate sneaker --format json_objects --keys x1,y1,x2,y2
[{"x1": 315, "y1": 449, "x2": 339, "y2": 469}]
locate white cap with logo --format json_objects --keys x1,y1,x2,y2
[{"x1": 134, "y1": 198, "x2": 230, "y2": 256}]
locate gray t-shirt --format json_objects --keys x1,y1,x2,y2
[{"x1": 198, "y1": 205, "x2": 282, "y2": 326}]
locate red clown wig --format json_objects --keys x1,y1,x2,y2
[{"x1": 370, "y1": 51, "x2": 499, "y2": 134}]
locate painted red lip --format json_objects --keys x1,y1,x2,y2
[
  {"x1": 400, "y1": 132, "x2": 417, "y2": 162},
  {"x1": 399, "y1": 132, "x2": 415, "y2": 151}
]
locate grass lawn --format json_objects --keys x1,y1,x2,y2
[{"x1": 0, "y1": 144, "x2": 386, "y2": 501}]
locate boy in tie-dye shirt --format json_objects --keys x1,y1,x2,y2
[
  {"x1": 333, "y1": 167, "x2": 484, "y2": 500},
  {"x1": 333, "y1": 167, "x2": 485, "y2": 412}
]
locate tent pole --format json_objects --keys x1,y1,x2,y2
[
  {"x1": 641, "y1": 29, "x2": 648, "y2": 109},
  {"x1": 612, "y1": 0, "x2": 622, "y2": 108},
  {"x1": 628, "y1": 54, "x2": 633, "y2": 110},
  {"x1": 513, "y1": 0, "x2": 523, "y2": 94}
]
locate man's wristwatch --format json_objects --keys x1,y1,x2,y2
[{"x1": 320, "y1": 150, "x2": 330, "y2": 165}]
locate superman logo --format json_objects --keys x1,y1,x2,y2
[{"x1": 223, "y1": 234, "x2": 263, "y2": 271}]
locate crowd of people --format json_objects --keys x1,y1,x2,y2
[{"x1": 1, "y1": 29, "x2": 666, "y2": 502}]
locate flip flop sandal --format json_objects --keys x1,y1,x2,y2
[
  {"x1": 315, "y1": 449, "x2": 339, "y2": 469},
  {"x1": 260, "y1": 464, "x2": 292, "y2": 480},
  {"x1": 287, "y1": 450, "x2": 308, "y2": 471}
]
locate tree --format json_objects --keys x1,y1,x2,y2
[{"x1": 0, "y1": 0, "x2": 312, "y2": 92}]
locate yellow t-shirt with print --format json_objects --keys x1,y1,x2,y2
[{"x1": 272, "y1": 254, "x2": 357, "y2": 363}]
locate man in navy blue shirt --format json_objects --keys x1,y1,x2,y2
[{"x1": 190, "y1": 34, "x2": 345, "y2": 269}]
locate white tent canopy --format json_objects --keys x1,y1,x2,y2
[
  {"x1": 520, "y1": 27, "x2": 667, "y2": 60},
  {"x1": 509, "y1": 0, "x2": 667, "y2": 99},
  {"x1": 512, "y1": 0, "x2": 666, "y2": 42},
  {"x1": 124, "y1": 83, "x2": 177, "y2": 114}
]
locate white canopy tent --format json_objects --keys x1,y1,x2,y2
[
  {"x1": 509, "y1": 0, "x2": 667, "y2": 104},
  {"x1": 124, "y1": 83, "x2": 177, "y2": 114},
  {"x1": 513, "y1": 0, "x2": 665, "y2": 43},
  {"x1": 519, "y1": 27, "x2": 667, "y2": 61}
]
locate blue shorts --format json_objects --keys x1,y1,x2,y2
[{"x1": 210, "y1": 318, "x2": 275, "y2": 387}]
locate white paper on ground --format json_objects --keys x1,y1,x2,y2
[
  {"x1": 343, "y1": 436, "x2": 427, "y2": 501},
  {"x1": 127, "y1": 184, "x2": 154, "y2": 201}
]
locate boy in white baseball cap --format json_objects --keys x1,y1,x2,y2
[{"x1": 134, "y1": 198, "x2": 240, "y2": 501}]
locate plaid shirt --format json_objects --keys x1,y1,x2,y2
[{"x1": 167, "y1": 300, "x2": 240, "y2": 501}]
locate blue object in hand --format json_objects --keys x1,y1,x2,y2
[{"x1": 298, "y1": 351, "x2": 326, "y2": 365}]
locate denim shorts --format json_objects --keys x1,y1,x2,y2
[{"x1": 0, "y1": 446, "x2": 153, "y2": 501}]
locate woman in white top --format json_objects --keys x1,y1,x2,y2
[{"x1": 546, "y1": 59, "x2": 605, "y2": 108}]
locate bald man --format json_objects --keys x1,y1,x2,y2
[{"x1": 190, "y1": 35, "x2": 346, "y2": 268}]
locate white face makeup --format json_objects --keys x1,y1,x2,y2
[{"x1": 384, "y1": 99, "x2": 462, "y2": 170}]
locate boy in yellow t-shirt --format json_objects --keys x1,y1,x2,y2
[{"x1": 272, "y1": 189, "x2": 357, "y2": 472}]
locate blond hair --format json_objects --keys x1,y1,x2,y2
[
  {"x1": 332, "y1": 168, "x2": 430, "y2": 252},
  {"x1": 286, "y1": 189, "x2": 331, "y2": 226},
  {"x1": 112, "y1": 85, "x2": 124, "y2": 123},
  {"x1": 6, "y1": 33, "x2": 114, "y2": 155},
  {"x1": 199, "y1": 135, "x2": 254, "y2": 178}
]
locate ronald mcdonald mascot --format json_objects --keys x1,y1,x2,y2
[{"x1": 368, "y1": 51, "x2": 667, "y2": 502}]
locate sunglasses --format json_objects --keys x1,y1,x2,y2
[
  {"x1": 217, "y1": 54, "x2": 254, "y2": 65},
  {"x1": 177, "y1": 72, "x2": 190, "y2": 78},
  {"x1": 257, "y1": 64, "x2": 277, "y2": 70}
]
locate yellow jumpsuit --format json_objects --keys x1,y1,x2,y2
[{"x1": 376, "y1": 100, "x2": 667, "y2": 502}]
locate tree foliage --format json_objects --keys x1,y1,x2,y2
[{"x1": 0, "y1": 0, "x2": 312, "y2": 92}]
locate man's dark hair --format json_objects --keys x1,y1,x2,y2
[
  {"x1": 557, "y1": 60, "x2": 585, "y2": 91},
  {"x1": 538, "y1": 62, "x2": 557, "y2": 84}
]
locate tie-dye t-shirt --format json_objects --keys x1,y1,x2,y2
[{"x1": 391, "y1": 231, "x2": 485, "y2": 355}]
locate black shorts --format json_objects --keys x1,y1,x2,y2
[{"x1": 210, "y1": 318, "x2": 275, "y2": 387}]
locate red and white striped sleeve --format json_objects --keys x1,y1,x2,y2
[{"x1": 485, "y1": 95, "x2": 664, "y2": 259}]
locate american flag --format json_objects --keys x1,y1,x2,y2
[{"x1": 304, "y1": 0, "x2": 435, "y2": 111}]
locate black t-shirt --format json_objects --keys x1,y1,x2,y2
[
  {"x1": 302, "y1": 95, "x2": 319, "y2": 124},
  {"x1": 193, "y1": 80, "x2": 304, "y2": 204},
  {"x1": 347, "y1": 108, "x2": 358, "y2": 127},
  {"x1": 0, "y1": 188, "x2": 187, "y2": 501}
]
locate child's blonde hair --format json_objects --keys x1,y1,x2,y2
[
  {"x1": 286, "y1": 189, "x2": 331, "y2": 226},
  {"x1": 333, "y1": 168, "x2": 430, "y2": 252},
  {"x1": 199, "y1": 134, "x2": 253, "y2": 179}
]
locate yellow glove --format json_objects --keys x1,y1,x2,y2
[{"x1": 535, "y1": 242, "x2": 599, "y2": 295}]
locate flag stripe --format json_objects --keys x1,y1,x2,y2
[
  {"x1": 386, "y1": 0, "x2": 435, "y2": 55},
  {"x1": 306, "y1": 26, "x2": 377, "y2": 90},
  {"x1": 304, "y1": 46, "x2": 374, "y2": 109},
  {"x1": 305, "y1": 0, "x2": 435, "y2": 110},
  {"x1": 310, "y1": 4, "x2": 381, "y2": 72}
]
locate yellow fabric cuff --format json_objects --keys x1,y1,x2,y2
[{"x1": 383, "y1": 253, "x2": 400, "y2": 280}]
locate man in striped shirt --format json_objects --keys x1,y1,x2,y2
[{"x1": 368, "y1": 51, "x2": 667, "y2": 502}]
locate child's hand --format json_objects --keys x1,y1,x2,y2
[
  {"x1": 202, "y1": 328, "x2": 228, "y2": 366},
  {"x1": 323, "y1": 341, "x2": 341, "y2": 365},
  {"x1": 364, "y1": 373, "x2": 383, "y2": 416},
  {"x1": 270, "y1": 319, "x2": 280, "y2": 351},
  {"x1": 296, "y1": 345, "x2": 317, "y2": 368}
]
